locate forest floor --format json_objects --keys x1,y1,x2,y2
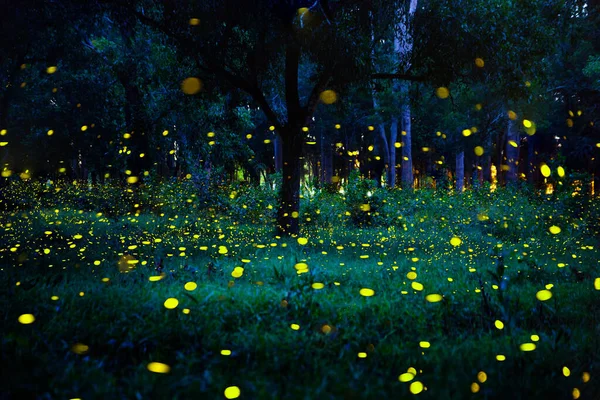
[{"x1": 1, "y1": 181, "x2": 600, "y2": 399}]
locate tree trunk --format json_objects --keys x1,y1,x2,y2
[
  {"x1": 320, "y1": 131, "x2": 333, "y2": 186},
  {"x1": 456, "y1": 150, "x2": 464, "y2": 192},
  {"x1": 274, "y1": 134, "x2": 283, "y2": 172},
  {"x1": 527, "y1": 134, "x2": 536, "y2": 186},
  {"x1": 505, "y1": 118, "x2": 519, "y2": 184},
  {"x1": 389, "y1": 117, "x2": 398, "y2": 188},
  {"x1": 401, "y1": 98, "x2": 413, "y2": 188},
  {"x1": 276, "y1": 128, "x2": 302, "y2": 236}
]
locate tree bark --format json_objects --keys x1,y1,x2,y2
[
  {"x1": 401, "y1": 98, "x2": 413, "y2": 188},
  {"x1": 456, "y1": 150, "x2": 465, "y2": 192},
  {"x1": 505, "y1": 118, "x2": 519, "y2": 184},
  {"x1": 274, "y1": 134, "x2": 283, "y2": 172},
  {"x1": 276, "y1": 128, "x2": 302, "y2": 236},
  {"x1": 320, "y1": 131, "x2": 333, "y2": 186},
  {"x1": 389, "y1": 117, "x2": 398, "y2": 187}
]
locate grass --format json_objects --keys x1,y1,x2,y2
[{"x1": 1, "y1": 180, "x2": 599, "y2": 399}]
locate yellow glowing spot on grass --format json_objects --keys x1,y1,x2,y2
[
  {"x1": 410, "y1": 381, "x2": 424, "y2": 394},
  {"x1": 594, "y1": 278, "x2": 600, "y2": 290},
  {"x1": 360, "y1": 288, "x2": 375, "y2": 297},
  {"x1": 47, "y1": 66, "x2": 57, "y2": 74},
  {"x1": 184, "y1": 282, "x2": 197, "y2": 291},
  {"x1": 450, "y1": 237, "x2": 462, "y2": 247},
  {"x1": 419, "y1": 341, "x2": 431, "y2": 348},
  {"x1": 520, "y1": 343, "x2": 536, "y2": 351},
  {"x1": 71, "y1": 343, "x2": 89, "y2": 354},
  {"x1": 51, "y1": 296, "x2": 59, "y2": 301},
  {"x1": 291, "y1": 211, "x2": 299, "y2": 218},
  {"x1": 149, "y1": 275, "x2": 164, "y2": 282},
  {"x1": 496, "y1": 354, "x2": 506, "y2": 361},
  {"x1": 425, "y1": 294, "x2": 443, "y2": 303},
  {"x1": 541, "y1": 164, "x2": 551, "y2": 178},
  {"x1": 358, "y1": 352, "x2": 367, "y2": 358},
  {"x1": 18, "y1": 314, "x2": 35, "y2": 324},
  {"x1": 475, "y1": 58, "x2": 485, "y2": 67},
  {"x1": 43, "y1": 248, "x2": 50, "y2": 254},
  {"x1": 220, "y1": 349, "x2": 232, "y2": 356},
  {"x1": 147, "y1": 362, "x2": 170, "y2": 373},
  {"x1": 312, "y1": 282, "x2": 325, "y2": 290},
  {"x1": 189, "y1": 18, "x2": 200, "y2": 26},
  {"x1": 164, "y1": 298, "x2": 179, "y2": 309},
  {"x1": 549, "y1": 225, "x2": 561, "y2": 234},
  {"x1": 471, "y1": 382, "x2": 480, "y2": 393},
  {"x1": 563, "y1": 366, "x2": 571, "y2": 377},
  {"x1": 182, "y1": 77, "x2": 202, "y2": 94},
  {"x1": 536, "y1": 290, "x2": 552, "y2": 301},
  {"x1": 411, "y1": 282, "x2": 424, "y2": 291},
  {"x1": 406, "y1": 271, "x2": 417, "y2": 280},
  {"x1": 474, "y1": 146, "x2": 484, "y2": 156},
  {"x1": 399, "y1": 373, "x2": 415, "y2": 382},
  {"x1": 494, "y1": 320, "x2": 504, "y2": 330},
  {"x1": 224, "y1": 386, "x2": 241, "y2": 399},
  {"x1": 101, "y1": 277, "x2": 110, "y2": 282},
  {"x1": 531, "y1": 334, "x2": 540, "y2": 342},
  {"x1": 290, "y1": 324, "x2": 300, "y2": 330},
  {"x1": 297, "y1": 237, "x2": 308, "y2": 245},
  {"x1": 462, "y1": 129, "x2": 472, "y2": 137},
  {"x1": 127, "y1": 176, "x2": 139, "y2": 184},
  {"x1": 436, "y1": 87, "x2": 450, "y2": 99},
  {"x1": 231, "y1": 267, "x2": 244, "y2": 278},
  {"x1": 320, "y1": 90, "x2": 338, "y2": 104},
  {"x1": 557, "y1": 166, "x2": 565, "y2": 177},
  {"x1": 218, "y1": 246, "x2": 228, "y2": 254}
]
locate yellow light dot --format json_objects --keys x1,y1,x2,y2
[
  {"x1": 409, "y1": 381, "x2": 424, "y2": 394},
  {"x1": 549, "y1": 225, "x2": 561, "y2": 235},
  {"x1": 475, "y1": 58, "x2": 485, "y2": 67},
  {"x1": 164, "y1": 298, "x2": 179, "y2": 309},
  {"x1": 508, "y1": 110, "x2": 517, "y2": 120},
  {"x1": 494, "y1": 320, "x2": 504, "y2": 330},
  {"x1": 163, "y1": 130, "x2": 169, "y2": 136},
  {"x1": 182, "y1": 77, "x2": 202, "y2": 95},
  {"x1": 419, "y1": 341, "x2": 431, "y2": 348},
  {"x1": 594, "y1": 278, "x2": 600, "y2": 290},
  {"x1": 523, "y1": 119, "x2": 532, "y2": 128},
  {"x1": 536, "y1": 290, "x2": 552, "y2": 301},
  {"x1": 319, "y1": 90, "x2": 338, "y2": 104},
  {"x1": 531, "y1": 334, "x2": 540, "y2": 342},
  {"x1": 496, "y1": 354, "x2": 506, "y2": 361},
  {"x1": 127, "y1": 176, "x2": 139, "y2": 184},
  {"x1": 411, "y1": 282, "x2": 424, "y2": 291},
  {"x1": 474, "y1": 146, "x2": 484, "y2": 156},
  {"x1": 508, "y1": 140, "x2": 518, "y2": 148},
  {"x1": 572, "y1": 388, "x2": 580, "y2": 399},
  {"x1": 462, "y1": 129, "x2": 472, "y2": 137},
  {"x1": 51, "y1": 296, "x2": 59, "y2": 301},
  {"x1": 582, "y1": 372, "x2": 590, "y2": 383},
  {"x1": 450, "y1": 237, "x2": 462, "y2": 246},
  {"x1": 360, "y1": 288, "x2": 375, "y2": 297},
  {"x1": 290, "y1": 323, "x2": 300, "y2": 330},
  {"x1": 231, "y1": 267, "x2": 244, "y2": 278},
  {"x1": 436, "y1": 87, "x2": 450, "y2": 99},
  {"x1": 407, "y1": 271, "x2": 417, "y2": 280},
  {"x1": 81, "y1": 125, "x2": 88, "y2": 131},
  {"x1": 297, "y1": 237, "x2": 308, "y2": 245},
  {"x1": 520, "y1": 343, "x2": 536, "y2": 351},
  {"x1": 557, "y1": 166, "x2": 565, "y2": 177},
  {"x1": 541, "y1": 164, "x2": 551, "y2": 177},
  {"x1": 218, "y1": 246, "x2": 228, "y2": 254},
  {"x1": 335, "y1": 124, "x2": 341, "y2": 129},
  {"x1": 147, "y1": 362, "x2": 170, "y2": 373},
  {"x1": 312, "y1": 282, "x2": 325, "y2": 290},
  {"x1": 477, "y1": 371, "x2": 487, "y2": 383},
  {"x1": 189, "y1": 18, "x2": 200, "y2": 26},
  {"x1": 399, "y1": 373, "x2": 415, "y2": 382},
  {"x1": 184, "y1": 282, "x2": 197, "y2": 291},
  {"x1": 471, "y1": 382, "x2": 480, "y2": 393},
  {"x1": 47, "y1": 66, "x2": 57, "y2": 74},
  {"x1": 47, "y1": 130, "x2": 54, "y2": 136},
  {"x1": 224, "y1": 386, "x2": 241, "y2": 399},
  {"x1": 563, "y1": 366, "x2": 571, "y2": 377},
  {"x1": 18, "y1": 314, "x2": 35, "y2": 324},
  {"x1": 71, "y1": 343, "x2": 89, "y2": 354},
  {"x1": 425, "y1": 294, "x2": 443, "y2": 303},
  {"x1": 221, "y1": 350, "x2": 232, "y2": 356},
  {"x1": 358, "y1": 352, "x2": 367, "y2": 358}
]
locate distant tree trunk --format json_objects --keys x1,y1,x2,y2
[
  {"x1": 505, "y1": 118, "x2": 519, "y2": 184},
  {"x1": 389, "y1": 117, "x2": 398, "y2": 187},
  {"x1": 456, "y1": 150, "x2": 464, "y2": 192},
  {"x1": 527, "y1": 134, "x2": 536, "y2": 186},
  {"x1": 401, "y1": 99, "x2": 413, "y2": 188},
  {"x1": 320, "y1": 131, "x2": 333, "y2": 186}
]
